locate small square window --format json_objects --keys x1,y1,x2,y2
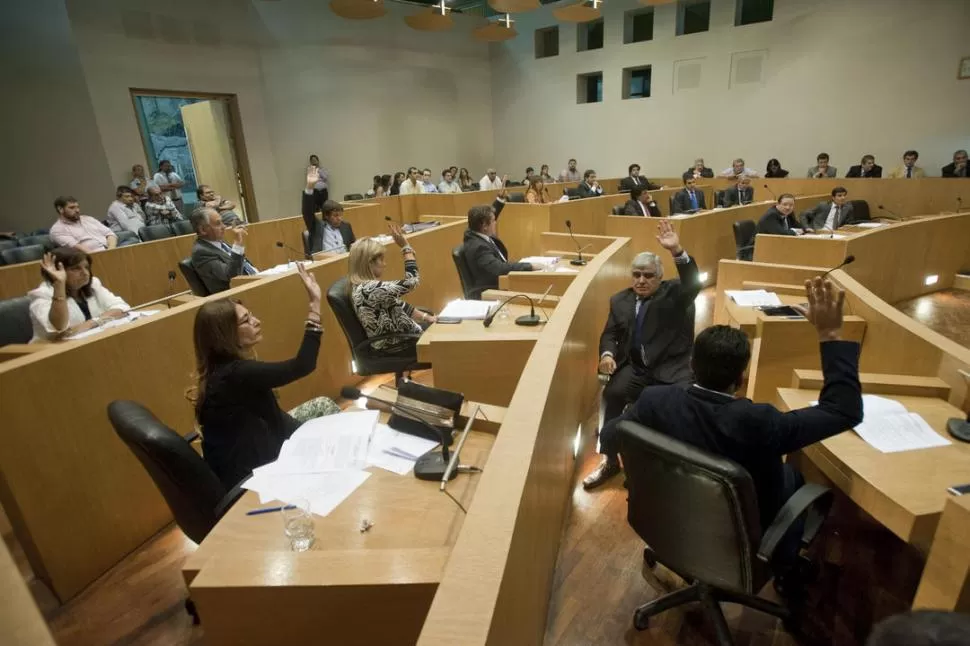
[
  {"x1": 624, "y1": 9, "x2": 654, "y2": 44},
  {"x1": 578, "y1": 19, "x2": 604, "y2": 52},
  {"x1": 736, "y1": 0, "x2": 774, "y2": 25},
  {"x1": 535, "y1": 26, "x2": 559, "y2": 59},
  {"x1": 577, "y1": 72, "x2": 603, "y2": 104},
  {"x1": 622, "y1": 66, "x2": 652, "y2": 99},
  {"x1": 677, "y1": 0, "x2": 711, "y2": 36}
]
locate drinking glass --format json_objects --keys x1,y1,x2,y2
[{"x1": 281, "y1": 499, "x2": 315, "y2": 552}]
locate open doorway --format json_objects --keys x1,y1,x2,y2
[{"x1": 130, "y1": 89, "x2": 258, "y2": 221}]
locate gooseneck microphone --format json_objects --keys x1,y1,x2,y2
[
  {"x1": 276, "y1": 240, "x2": 310, "y2": 261},
  {"x1": 564, "y1": 219, "x2": 587, "y2": 266},
  {"x1": 877, "y1": 205, "x2": 902, "y2": 220},
  {"x1": 957, "y1": 196, "x2": 964, "y2": 213},
  {"x1": 820, "y1": 254, "x2": 855, "y2": 279},
  {"x1": 483, "y1": 284, "x2": 553, "y2": 328},
  {"x1": 763, "y1": 184, "x2": 778, "y2": 201}
]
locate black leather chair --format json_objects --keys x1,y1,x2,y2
[
  {"x1": 343, "y1": 193, "x2": 364, "y2": 201},
  {"x1": 732, "y1": 220, "x2": 757, "y2": 261},
  {"x1": 451, "y1": 245, "x2": 475, "y2": 299},
  {"x1": 508, "y1": 192, "x2": 526, "y2": 203},
  {"x1": 617, "y1": 421, "x2": 832, "y2": 644},
  {"x1": 115, "y1": 231, "x2": 140, "y2": 246},
  {"x1": 1, "y1": 244, "x2": 45, "y2": 265},
  {"x1": 668, "y1": 195, "x2": 677, "y2": 214},
  {"x1": 139, "y1": 224, "x2": 175, "y2": 242},
  {"x1": 178, "y1": 258, "x2": 209, "y2": 297},
  {"x1": 715, "y1": 190, "x2": 727, "y2": 208},
  {"x1": 565, "y1": 188, "x2": 580, "y2": 200},
  {"x1": 173, "y1": 220, "x2": 195, "y2": 236},
  {"x1": 0, "y1": 297, "x2": 32, "y2": 346},
  {"x1": 611, "y1": 205, "x2": 626, "y2": 215},
  {"x1": 17, "y1": 234, "x2": 54, "y2": 251},
  {"x1": 470, "y1": 182, "x2": 480, "y2": 191},
  {"x1": 846, "y1": 199, "x2": 871, "y2": 223},
  {"x1": 326, "y1": 276, "x2": 430, "y2": 383}
]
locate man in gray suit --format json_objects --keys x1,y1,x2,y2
[
  {"x1": 807, "y1": 152, "x2": 838, "y2": 178},
  {"x1": 801, "y1": 187, "x2": 854, "y2": 231},
  {"x1": 189, "y1": 207, "x2": 258, "y2": 294}
]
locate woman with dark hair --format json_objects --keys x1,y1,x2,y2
[
  {"x1": 765, "y1": 158, "x2": 790, "y2": 178},
  {"x1": 389, "y1": 171, "x2": 405, "y2": 196},
  {"x1": 29, "y1": 248, "x2": 130, "y2": 342},
  {"x1": 457, "y1": 168, "x2": 473, "y2": 191},
  {"x1": 525, "y1": 176, "x2": 550, "y2": 204},
  {"x1": 380, "y1": 174, "x2": 392, "y2": 194},
  {"x1": 191, "y1": 263, "x2": 338, "y2": 488}
]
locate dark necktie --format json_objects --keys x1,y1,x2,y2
[
  {"x1": 835, "y1": 205, "x2": 842, "y2": 226},
  {"x1": 632, "y1": 298, "x2": 649, "y2": 362},
  {"x1": 906, "y1": 167, "x2": 912, "y2": 179},
  {"x1": 221, "y1": 241, "x2": 257, "y2": 275}
]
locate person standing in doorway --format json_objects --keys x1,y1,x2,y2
[{"x1": 153, "y1": 160, "x2": 185, "y2": 214}]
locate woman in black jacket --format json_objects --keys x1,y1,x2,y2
[
  {"x1": 765, "y1": 158, "x2": 790, "y2": 178},
  {"x1": 191, "y1": 263, "x2": 337, "y2": 488}
]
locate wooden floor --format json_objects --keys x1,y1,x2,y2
[{"x1": 9, "y1": 286, "x2": 969, "y2": 645}]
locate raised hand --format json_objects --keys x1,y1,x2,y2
[
  {"x1": 656, "y1": 220, "x2": 683, "y2": 254},
  {"x1": 296, "y1": 262, "x2": 321, "y2": 304},
  {"x1": 387, "y1": 221, "x2": 408, "y2": 248},
  {"x1": 306, "y1": 167, "x2": 319, "y2": 189},
  {"x1": 40, "y1": 253, "x2": 66, "y2": 284},
  {"x1": 795, "y1": 277, "x2": 845, "y2": 342}
]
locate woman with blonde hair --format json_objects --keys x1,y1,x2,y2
[
  {"x1": 349, "y1": 222, "x2": 435, "y2": 354},
  {"x1": 525, "y1": 176, "x2": 550, "y2": 204}
]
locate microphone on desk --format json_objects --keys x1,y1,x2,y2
[
  {"x1": 564, "y1": 219, "x2": 587, "y2": 266},
  {"x1": 820, "y1": 254, "x2": 855, "y2": 279},
  {"x1": 877, "y1": 205, "x2": 902, "y2": 220},
  {"x1": 483, "y1": 284, "x2": 553, "y2": 328},
  {"x1": 276, "y1": 240, "x2": 309, "y2": 261},
  {"x1": 763, "y1": 184, "x2": 777, "y2": 201},
  {"x1": 340, "y1": 386, "x2": 457, "y2": 480},
  {"x1": 957, "y1": 197, "x2": 964, "y2": 213}
]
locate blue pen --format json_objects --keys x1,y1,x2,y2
[{"x1": 246, "y1": 504, "x2": 297, "y2": 516}]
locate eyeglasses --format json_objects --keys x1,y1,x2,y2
[{"x1": 631, "y1": 271, "x2": 658, "y2": 280}]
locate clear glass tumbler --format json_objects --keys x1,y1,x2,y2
[{"x1": 281, "y1": 499, "x2": 315, "y2": 552}]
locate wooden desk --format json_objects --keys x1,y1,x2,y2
[
  {"x1": 498, "y1": 270, "x2": 578, "y2": 296},
  {"x1": 0, "y1": 536, "x2": 55, "y2": 645},
  {"x1": 777, "y1": 389, "x2": 970, "y2": 552},
  {"x1": 913, "y1": 493, "x2": 970, "y2": 612},
  {"x1": 723, "y1": 293, "x2": 805, "y2": 337}
]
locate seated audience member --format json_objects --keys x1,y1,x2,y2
[
  {"x1": 144, "y1": 185, "x2": 184, "y2": 225},
  {"x1": 807, "y1": 152, "x2": 838, "y2": 178},
  {"x1": 619, "y1": 163, "x2": 661, "y2": 192},
  {"x1": 50, "y1": 196, "x2": 118, "y2": 252},
  {"x1": 539, "y1": 164, "x2": 555, "y2": 182},
  {"x1": 671, "y1": 176, "x2": 707, "y2": 213},
  {"x1": 364, "y1": 175, "x2": 382, "y2": 198},
  {"x1": 758, "y1": 193, "x2": 809, "y2": 235},
  {"x1": 153, "y1": 159, "x2": 185, "y2": 213},
  {"x1": 380, "y1": 174, "x2": 393, "y2": 194},
  {"x1": 846, "y1": 154, "x2": 883, "y2": 178},
  {"x1": 623, "y1": 186, "x2": 661, "y2": 216},
  {"x1": 558, "y1": 158, "x2": 581, "y2": 183},
  {"x1": 584, "y1": 221, "x2": 699, "y2": 489},
  {"x1": 192, "y1": 263, "x2": 337, "y2": 489},
  {"x1": 29, "y1": 248, "x2": 130, "y2": 342},
  {"x1": 106, "y1": 186, "x2": 146, "y2": 234},
  {"x1": 303, "y1": 172, "x2": 356, "y2": 254},
  {"x1": 683, "y1": 157, "x2": 715, "y2": 180},
  {"x1": 448, "y1": 166, "x2": 459, "y2": 181},
  {"x1": 590, "y1": 276, "x2": 862, "y2": 578},
  {"x1": 720, "y1": 158, "x2": 760, "y2": 179},
  {"x1": 523, "y1": 166, "x2": 535, "y2": 184},
  {"x1": 438, "y1": 168, "x2": 462, "y2": 194},
  {"x1": 866, "y1": 610, "x2": 970, "y2": 646},
  {"x1": 462, "y1": 187, "x2": 538, "y2": 298},
  {"x1": 576, "y1": 169, "x2": 604, "y2": 198},
  {"x1": 399, "y1": 167, "x2": 424, "y2": 195},
  {"x1": 389, "y1": 171, "x2": 405, "y2": 196},
  {"x1": 307, "y1": 154, "x2": 329, "y2": 208},
  {"x1": 721, "y1": 176, "x2": 754, "y2": 207},
  {"x1": 525, "y1": 176, "x2": 551, "y2": 204},
  {"x1": 190, "y1": 208, "x2": 258, "y2": 294},
  {"x1": 887, "y1": 150, "x2": 926, "y2": 178},
  {"x1": 129, "y1": 164, "x2": 153, "y2": 204},
  {"x1": 765, "y1": 158, "x2": 790, "y2": 178},
  {"x1": 802, "y1": 186, "x2": 854, "y2": 231},
  {"x1": 197, "y1": 185, "x2": 241, "y2": 225},
  {"x1": 942, "y1": 149, "x2": 969, "y2": 178},
  {"x1": 479, "y1": 168, "x2": 504, "y2": 191},
  {"x1": 349, "y1": 222, "x2": 435, "y2": 352},
  {"x1": 420, "y1": 168, "x2": 439, "y2": 193},
  {"x1": 457, "y1": 167, "x2": 474, "y2": 191}
]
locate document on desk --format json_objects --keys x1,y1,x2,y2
[
  {"x1": 366, "y1": 423, "x2": 439, "y2": 475},
  {"x1": 438, "y1": 299, "x2": 499, "y2": 320},
  {"x1": 725, "y1": 289, "x2": 783, "y2": 307},
  {"x1": 275, "y1": 410, "x2": 378, "y2": 472},
  {"x1": 840, "y1": 395, "x2": 951, "y2": 453},
  {"x1": 800, "y1": 233, "x2": 847, "y2": 239},
  {"x1": 66, "y1": 310, "x2": 161, "y2": 340},
  {"x1": 259, "y1": 261, "x2": 309, "y2": 276},
  {"x1": 520, "y1": 256, "x2": 561, "y2": 268},
  {"x1": 852, "y1": 222, "x2": 886, "y2": 229},
  {"x1": 554, "y1": 267, "x2": 579, "y2": 273},
  {"x1": 245, "y1": 470, "x2": 371, "y2": 516}
]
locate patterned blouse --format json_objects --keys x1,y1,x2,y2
[{"x1": 352, "y1": 257, "x2": 422, "y2": 352}]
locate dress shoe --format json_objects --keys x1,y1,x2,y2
[{"x1": 582, "y1": 457, "x2": 621, "y2": 490}]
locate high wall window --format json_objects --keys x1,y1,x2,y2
[
  {"x1": 736, "y1": 0, "x2": 774, "y2": 25},
  {"x1": 577, "y1": 19, "x2": 604, "y2": 52},
  {"x1": 622, "y1": 66, "x2": 652, "y2": 100},
  {"x1": 677, "y1": 0, "x2": 711, "y2": 36},
  {"x1": 577, "y1": 72, "x2": 603, "y2": 104},
  {"x1": 535, "y1": 26, "x2": 559, "y2": 59},
  {"x1": 624, "y1": 8, "x2": 655, "y2": 44}
]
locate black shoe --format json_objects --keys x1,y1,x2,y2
[{"x1": 582, "y1": 457, "x2": 621, "y2": 490}]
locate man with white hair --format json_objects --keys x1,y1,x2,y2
[
  {"x1": 479, "y1": 168, "x2": 504, "y2": 191},
  {"x1": 583, "y1": 220, "x2": 701, "y2": 489}
]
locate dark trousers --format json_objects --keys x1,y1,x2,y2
[
  {"x1": 602, "y1": 364, "x2": 651, "y2": 425},
  {"x1": 313, "y1": 188, "x2": 329, "y2": 211},
  {"x1": 773, "y1": 464, "x2": 807, "y2": 570}
]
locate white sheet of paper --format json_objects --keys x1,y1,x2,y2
[
  {"x1": 852, "y1": 222, "x2": 885, "y2": 229},
  {"x1": 853, "y1": 412, "x2": 951, "y2": 453},
  {"x1": 365, "y1": 423, "x2": 438, "y2": 475},
  {"x1": 801, "y1": 233, "x2": 846, "y2": 239},
  {"x1": 66, "y1": 314, "x2": 137, "y2": 340},
  {"x1": 861, "y1": 394, "x2": 908, "y2": 418},
  {"x1": 554, "y1": 267, "x2": 579, "y2": 273},
  {"x1": 438, "y1": 300, "x2": 498, "y2": 320},
  {"x1": 244, "y1": 470, "x2": 371, "y2": 516},
  {"x1": 519, "y1": 256, "x2": 560, "y2": 266},
  {"x1": 259, "y1": 261, "x2": 309, "y2": 276},
  {"x1": 271, "y1": 410, "x2": 378, "y2": 473},
  {"x1": 725, "y1": 290, "x2": 783, "y2": 307}
]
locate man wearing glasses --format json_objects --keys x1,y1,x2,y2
[{"x1": 583, "y1": 220, "x2": 700, "y2": 490}]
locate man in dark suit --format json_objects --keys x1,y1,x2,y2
[
  {"x1": 801, "y1": 186, "x2": 854, "y2": 231},
  {"x1": 462, "y1": 188, "x2": 537, "y2": 299},
  {"x1": 576, "y1": 169, "x2": 604, "y2": 198},
  {"x1": 583, "y1": 220, "x2": 701, "y2": 489},
  {"x1": 618, "y1": 163, "x2": 661, "y2": 192},
  {"x1": 720, "y1": 176, "x2": 754, "y2": 207},
  {"x1": 682, "y1": 158, "x2": 715, "y2": 180},
  {"x1": 303, "y1": 173, "x2": 355, "y2": 255},
  {"x1": 845, "y1": 154, "x2": 883, "y2": 178},
  {"x1": 598, "y1": 278, "x2": 862, "y2": 571},
  {"x1": 671, "y1": 176, "x2": 706, "y2": 214},
  {"x1": 622, "y1": 186, "x2": 662, "y2": 216},
  {"x1": 189, "y1": 208, "x2": 258, "y2": 294},
  {"x1": 942, "y1": 149, "x2": 969, "y2": 178},
  {"x1": 757, "y1": 194, "x2": 807, "y2": 236}
]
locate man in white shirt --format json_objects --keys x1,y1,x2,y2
[
  {"x1": 719, "y1": 158, "x2": 760, "y2": 180},
  {"x1": 153, "y1": 159, "x2": 185, "y2": 213},
  {"x1": 106, "y1": 186, "x2": 146, "y2": 234},
  {"x1": 479, "y1": 168, "x2": 504, "y2": 191},
  {"x1": 398, "y1": 167, "x2": 424, "y2": 195},
  {"x1": 438, "y1": 168, "x2": 462, "y2": 194},
  {"x1": 558, "y1": 158, "x2": 581, "y2": 183},
  {"x1": 421, "y1": 169, "x2": 439, "y2": 193}
]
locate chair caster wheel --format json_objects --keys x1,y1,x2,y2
[
  {"x1": 633, "y1": 609, "x2": 650, "y2": 631},
  {"x1": 643, "y1": 547, "x2": 657, "y2": 568}
]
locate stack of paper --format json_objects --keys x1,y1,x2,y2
[
  {"x1": 439, "y1": 299, "x2": 498, "y2": 320},
  {"x1": 67, "y1": 310, "x2": 161, "y2": 340},
  {"x1": 366, "y1": 424, "x2": 439, "y2": 475},
  {"x1": 554, "y1": 267, "x2": 579, "y2": 273},
  {"x1": 801, "y1": 233, "x2": 846, "y2": 239},
  {"x1": 850, "y1": 395, "x2": 951, "y2": 453},
  {"x1": 853, "y1": 222, "x2": 885, "y2": 229},
  {"x1": 520, "y1": 256, "x2": 561, "y2": 268},
  {"x1": 259, "y1": 261, "x2": 309, "y2": 276},
  {"x1": 725, "y1": 290, "x2": 783, "y2": 307}
]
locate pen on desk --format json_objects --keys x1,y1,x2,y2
[{"x1": 246, "y1": 504, "x2": 296, "y2": 516}]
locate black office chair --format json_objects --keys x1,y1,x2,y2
[
  {"x1": 343, "y1": 193, "x2": 364, "y2": 201},
  {"x1": 326, "y1": 277, "x2": 430, "y2": 384},
  {"x1": 565, "y1": 188, "x2": 580, "y2": 200},
  {"x1": 0, "y1": 297, "x2": 32, "y2": 346},
  {"x1": 846, "y1": 199, "x2": 871, "y2": 223},
  {"x1": 714, "y1": 190, "x2": 727, "y2": 208},
  {"x1": 617, "y1": 422, "x2": 833, "y2": 644},
  {"x1": 508, "y1": 192, "x2": 526, "y2": 203},
  {"x1": 302, "y1": 230, "x2": 312, "y2": 258},
  {"x1": 668, "y1": 195, "x2": 677, "y2": 214},
  {"x1": 173, "y1": 220, "x2": 195, "y2": 236},
  {"x1": 451, "y1": 245, "x2": 475, "y2": 299},
  {"x1": 17, "y1": 234, "x2": 54, "y2": 251},
  {"x1": 139, "y1": 224, "x2": 175, "y2": 242},
  {"x1": 1, "y1": 244, "x2": 45, "y2": 265},
  {"x1": 178, "y1": 258, "x2": 209, "y2": 297},
  {"x1": 611, "y1": 205, "x2": 626, "y2": 215},
  {"x1": 115, "y1": 231, "x2": 140, "y2": 246},
  {"x1": 732, "y1": 220, "x2": 757, "y2": 261}
]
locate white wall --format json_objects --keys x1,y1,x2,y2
[{"x1": 489, "y1": 0, "x2": 970, "y2": 180}]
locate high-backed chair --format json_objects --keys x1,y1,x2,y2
[
  {"x1": 617, "y1": 421, "x2": 832, "y2": 643},
  {"x1": 17, "y1": 234, "x2": 54, "y2": 251},
  {"x1": 508, "y1": 192, "x2": 526, "y2": 203},
  {"x1": 178, "y1": 258, "x2": 210, "y2": 297},
  {"x1": 0, "y1": 297, "x2": 32, "y2": 346},
  {"x1": 715, "y1": 190, "x2": 727, "y2": 208},
  {"x1": 302, "y1": 230, "x2": 312, "y2": 258},
  {"x1": 846, "y1": 199, "x2": 871, "y2": 223},
  {"x1": 326, "y1": 277, "x2": 430, "y2": 383},
  {"x1": 451, "y1": 245, "x2": 475, "y2": 299},
  {"x1": 343, "y1": 193, "x2": 363, "y2": 201},
  {"x1": 732, "y1": 220, "x2": 757, "y2": 261},
  {"x1": 565, "y1": 188, "x2": 580, "y2": 200},
  {"x1": 1, "y1": 244, "x2": 45, "y2": 266},
  {"x1": 139, "y1": 224, "x2": 175, "y2": 242},
  {"x1": 173, "y1": 220, "x2": 195, "y2": 236},
  {"x1": 470, "y1": 182, "x2": 480, "y2": 191}
]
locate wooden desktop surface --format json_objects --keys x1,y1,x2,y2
[
  {"x1": 776, "y1": 388, "x2": 969, "y2": 552},
  {"x1": 913, "y1": 493, "x2": 970, "y2": 612},
  {"x1": 723, "y1": 293, "x2": 806, "y2": 336}
]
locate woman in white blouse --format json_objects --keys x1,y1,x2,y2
[{"x1": 28, "y1": 248, "x2": 130, "y2": 342}]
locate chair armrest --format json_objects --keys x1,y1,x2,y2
[
  {"x1": 756, "y1": 483, "x2": 833, "y2": 563},
  {"x1": 352, "y1": 332, "x2": 422, "y2": 355},
  {"x1": 184, "y1": 430, "x2": 201, "y2": 444},
  {"x1": 214, "y1": 479, "x2": 248, "y2": 520}
]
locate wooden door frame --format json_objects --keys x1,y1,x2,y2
[{"x1": 129, "y1": 88, "x2": 260, "y2": 222}]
